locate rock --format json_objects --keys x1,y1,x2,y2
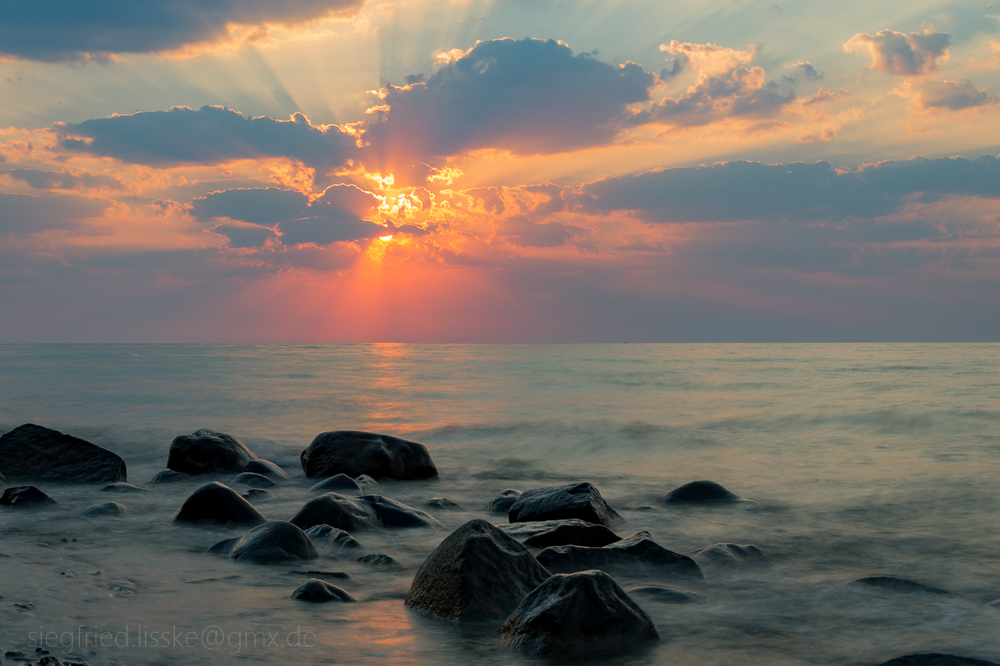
[
  {"x1": 174, "y1": 482, "x2": 267, "y2": 527},
  {"x1": 167, "y1": 428, "x2": 257, "y2": 475},
  {"x1": 877, "y1": 655, "x2": 1000, "y2": 666},
  {"x1": 288, "y1": 493, "x2": 441, "y2": 531},
  {"x1": 508, "y1": 482, "x2": 620, "y2": 527},
  {"x1": 101, "y1": 482, "x2": 149, "y2": 494},
  {"x1": 244, "y1": 459, "x2": 289, "y2": 479},
  {"x1": 499, "y1": 569, "x2": 659, "y2": 657},
  {"x1": 309, "y1": 474, "x2": 363, "y2": 495},
  {"x1": 207, "y1": 537, "x2": 240, "y2": 554},
  {"x1": 149, "y1": 469, "x2": 190, "y2": 484},
  {"x1": 695, "y1": 543, "x2": 765, "y2": 566},
  {"x1": 230, "y1": 521, "x2": 318, "y2": 564},
  {"x1": 286, "y1": 570, "x2": 350, "y2": 579},
  {"x1": 536, "y1": 531, "x2": 703, "y2": 579},
  {"x1": 303, "y1": 525, "x2": 361, "y2": 554},
  {"x1": 0, "y1": 424, "x2": 127, "y2": 483},
  {"x1": 661, "y1": 480, "x2": 748, "y2": 505},
  {"x1": 358, "y1": 553, "x2": 402, "y2": 568},
  {"x1": 355, "y1": 474, "x2": 379, "y2": 490},
  {"x1": 291, "y1": 579, "x2": 358, "y2": 602},
  {"x1": 0, "y1": 485, "x2": 57, "y2": 508},
  {"x1": 82, "y1": 501, "x2": 129, "y2": 517},
  {"x1": 486, "y1": 489, "x2": 522, "y2": 513},
  {"x1": 405, "y1": 519, "x2": 551, "y2": 622},
  {"x1": 230, "y1": 472, "x2": 275, "y2": 488},
  {"x1": 852, "y1": 576, "x2": 949, "y2": 595},
  {"x1": 626, "y1": 585, "x2": 703, "y2": 604},
  {"x1": 242, "y1": 488, "x2": 270, "y2": 502},
  {"x1": 497, "y1": 519, "x2": 594, "y2": 541},
  {"x1": 425, "y1": 497, "x2": 462, "y2": 511},
  {"x1": 300, "y1": 430, "x2": 437, "y2": 480},
  {"x1": 523, "y1": 522, "x2": 622, "y2": 549}
]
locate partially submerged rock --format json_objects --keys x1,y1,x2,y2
[
  {"x1": 852, "y1": 576, "x2": 949, "y2": 595},
  {"x1": 300, "y1": 430, "x2": 438, "y2": 480},
  {"x1": 244, "y1": 459, "x2": 289, "y2": 479},
  {"x1": 174, "y1": 482, "x2": 267, "y2": 527},
  {"x1": 230, "y1": 472, "x2": 275, "y2": 488},
  {"x1": 82, "y1": 501, "x2": 129, "y2": 517},
  {"x1": 101, "y1": 482, "x2": 149, "y2": 494},
  {"x1": 0, "y1": 424, "x2": 127, "y2": 484},
  {"x1": 508, "y1": 482, "x2": 620, "y2": 527},
  {"x1": 303, "y1": 524, "x2": 361, "y2": 554},
  {"x1": 486, "y1": 489, "x2": 522, "y2": 513},
  {"x1": 167, "y1": 428, "x2": 257, "y2": 475},
  {"x1": 230, "y1": 521, "x2": 318, "y2": 564},
  {"x1": 288, "y1": 493, "x2": 441, "y2": 531},
  {"x1": 149, "y1": 469, "x2": 190, "y2": 484},
  {"x1": 499, "y1": 569, "x2": 659, "y2": 657},
  {"x1": 662, "y1": 480, "x2": 748, "y2": 505},
  {"x1": 695, "y1": 543, "x2": 765, "y2": 567},
  {"x1": 877, "y1": 655, "x2": 1000, "y2": 666},
  {"x1": 405, "y1": 519, "x2": 550, "y2": 622},
  {"x1": 291, "y1": 579, "x2": 358, "y2": 603},
  {"x1": 536, "y1": 531, "x2": 703, "y2": 579},
  {"x1": 523, "y1": 522, "x2": 622, "y2": 549},
  {"x1": 626, "y1": 585, "x2": 703, "y2": 604},
  {"x1": 1, "y1": 485, "x2": 57, "y2": 508},
  {"x1": 358, "y1": 553, "x2": 402, "y2": 568},
  {"x1": 242, "y1": 488, "x2": 270, "y2": 502},
  {"x1": 309, "y1": 474, "x2": 363, "y2": 495},
  {"x1": 425, "y1": 497, "x2": 462, "y2": 511}
]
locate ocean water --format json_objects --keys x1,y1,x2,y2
[{"x1": 1, "y1": 343, "x2": 999, "y2": 665}]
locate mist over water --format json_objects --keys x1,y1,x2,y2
[{"x1": 1, "y1": 343, "x2": 999, "y2": 665}]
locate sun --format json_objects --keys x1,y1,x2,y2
[{"x1": 379, "y1": 234, "x2": 394, "y2": 241}]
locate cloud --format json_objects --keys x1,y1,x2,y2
[
  {"x1": 843, "y1": 29, "x2": 951, "y2": 76},
  {"x1": 190, "y1": 187, "x2": 309, "y2": 224},
  {"x1": 499, "y1": 216, "x2": 577, "y2": 248},
  {"x1": 0, "y1": 193, "x2": 111, "y2": 233},
  {"x1": 211, "y1": 223, "x2": 277, "y2": 249},
  {"x1": 894, "y1": 79, "x2": 997, "y2": 110},
  {"x1": 60, "y1": 106, "x2": 356, "y2": 172},
  {"x1": 0, "y1": 0, "x2": 365, "y2": 63},
  {"x1": 6, "y1": 168, "x2": 122, "y2": 191},
  {"x1": 793, "y1": 62, "x2": 822, "y2": 80}
]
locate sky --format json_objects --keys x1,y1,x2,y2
[{"x1": 1, "y1": 0, "x2": 999, "y2": 342}]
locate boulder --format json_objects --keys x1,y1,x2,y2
[
  {"x1": 536, "y1": 531, "x2": 703, "y2": 579},
  {"x1": 695, "y1": 543, "x2": 765, "y2": 567},
  {"x1": 497, "y1": 519, "x2": 593, "y2": 542},
  {"x1": 167, "y1": 428, "x2": 257, "y2": 475},
  {"x1": 0, "y1": 424, "x2": 126, "y2": 483},
  {"x1": 208, "y1": 537, "x2": 240, "y2": 554},
  {"x1": 288, "y1": 493, "x2": 441, "y2": 531},
  {"x1": 303, "y1": 525, "x2": 361, "y2": 554},
  {"x1": 523, "y1": 522, "x2": 622, "y2": 549},
  {"x1": 355, "y1": 474, "x2": 379, "y2": 491},
  {"x1": 626, "y1": 585, "x2": 703, "y2": 604},
  {"x1": 508, "y1": 482, "x2": 620, "y2": 527},
  {"x1": 242, "y1": 488, "x2": 270, "y2": 502},
  {"x1": 244, "y1": 459, "x2": 289, "y2": 479},
  {"x1": 101, "y1": 483, "x2": 149, "y2": 494},
  {"x1": 82, "y1": 501, "x2": 129, "y2": 517},
  {"x1": 229, "y1": 472, "x2": 275, "y2": 488},
  {"x1": 405, "y1": 519, "x2": 551, "y2": 622},
  {"x1": 661, "y1": 480, "x2": 748, "y2": 505},
  {"x1": 230, "y1": 521, "x2": 318, "y2": 564},
  {"x1": 0, "y1": 485, "x2": 57, "y2": 508},
  {"x1": 291, "y1": 579, "x2": 358, "y2": 603},
  {"x1": 358, "y1": 553, "x2": 403, "y2": 568},
  {"x1": 149, "y1": 469, "x2": 190, "y2": 484},
  {"x1": 174, "y1": 482, "x2": 267, "y2": 527},
  {"x1": 878, "y1": 656, "x2": 1000, "y2": 666},
  {"x1": 486, "y1": 489, "x2": 522, "y2": 513},
  {"x1": 286, "y1": 570, "x2": 349, "y2": 579},
  {"x1": 300, "y1": 430, "x2": 437, "y2": 480},
  {"x1": 499, "y1": 570, "x2": 659, "y2": 657},
  {"x1": 852, "y1": 576, "x2": 949, "y2": 595},
  {"x1": 309, "y1": 474, "x2": 363, "y2": 495},
  {"x1": 425, "y1": 497, "x2": 462, "y2": 511}
]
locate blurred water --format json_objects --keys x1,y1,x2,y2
[{"x1": 0, "y1": 344, "x2": 999, "y2": 665}]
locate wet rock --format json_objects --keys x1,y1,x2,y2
[
  {"x1": 355, "y1": 474, "x2": 379, "y2": 491},
  {"x1": 405, "y1": 519, "x2": 551, "y2": 622},
  {"x1": 149, "y1": 469, "x2": 190, "y2": 484},
  {"x1": 695, "y1": 543, "x2": 765, "y2": 567},
  {"x1": 497, "y1": 519, "x2": 592, "y2": 541},
  {"x1": 0, "y1": 424, "x2": 127, "y2": 484},
  {"x1": 286, "y1": 570, "x2": 350, "y2": 579},
  {"x1": 230, "y1": 472, "x2": 275, "y2": 488},
  {"x1": 167, "y1": 428, "x2": 257, "y2": 475},
  {"x1": 508, "y1": 482, "x2": 620, "y2": 527},
  {"x1": 174, "y1": 482, "x2": 267, "y2": 527},
  {"x1": 300, "y1": 430, "x2": 438, "y2": 480},
  {"x1": 1, "y1": 485, "x2": 57, "y2": 508},
  {"x1": 536, "y1": 531, "x2": 703, "y2": 579},
  {"x1": 230, "y1": 521, "x2": 318, "y2": 564},
  {"x1": 499, "y1": 569, "x2": 659, "y2": 657},
  {"x1": 244, "y1": 459, "x2": 289, "y2": 479},
  {"x1": 626, "y1": 585, "x2": 703, "y2": 604},
  {"x1": 877, "y1": 655, "x2": 1000, "y2": 666},
  {"x1": 425, "y1": 497, "x2": 462, "y2": 511},
  {"x1": 288, "y1": 493, "x2": 441, "y2": 531},
  {"x1": 309, "y1": 474, "x2": 363, "y2": 495},
  {"x1": 207, "y1": 537, "x2": 240, "y2": 554},
  {"x1": 523, "y1": 522, "x2": 622, "y2": 549},
  {"x1": 101, "y1": 482, "x2": 149, "y2": 494},
  {"x1": 241, "y1": 488, "x2": 270, "y2": 502},
  {"x1": 486, "y1": 489, "x2": 522, "y2": 513},
  {"x1": 303, "y1": 525, "x2": 361, "y2": 554},
  {"x1": 82, "y1": 501, "x2": 129, "y2": 517},
  {"x1": 291, "y1": 579, "x2": 358, "y2": 602},
  {"x1": 661, "y1": 480, "x2": 748, "y2": 505},
  {"x1": 852, "y1": 576, "x2": 949, "y2": 595},
  {"x1": 358, "y1": 553, "x2": 402, "y2": 568}
]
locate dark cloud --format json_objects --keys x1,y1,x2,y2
[
  {"x1": 190, "y1": 187, "x2": 308, "y2": 224},
  {"x1": 0, "y1": 193, "x2": 111, "y2": 233},
  {"x1": 6, "y1": 168, "x2": 122, "y2": 190},
  {"x1": 0, "y1": 0, "x2": 365, "y2": 63},
  {"x1": 794, "y1": 62, "x2": 821, "y2": 80},
  {"x1": 844, "y1": 29, "x2": 951, "y2": 76},
  {"x1": 499, "y1": 216, "x2": 576, "y2": 248},
  {"x1": 906, "y1": 79, "x2": 997, "y2": 110},
  {"x1": 277, "y1": 216, "x2": 385, "y2": 246},
  {"x1": 60, "y1": 106, "x2": 356, "y2": 171},
  {"x1": 211, "y1": 223, "x2": 277, "y2": 249}
]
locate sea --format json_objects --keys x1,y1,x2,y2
[{"x1": 0, "y1": 343, "x2": 998, "y2": 665}]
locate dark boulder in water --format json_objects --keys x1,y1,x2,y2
[
  {"x1": 695, "y1": 543, "x2": 765, "y2": 567},
  {"x1": 0, "y1": 424, "x2": 127, "y2": 484},
  {"x1": 358, "y1": 553, "x2": 403, "y2": 568},
  {"x1": 486, "y1": 489, "x2": 522, "y2": 513},
  {"x1": 661, "y1": 480, "x2": 747, "y2": 505},
  {"x1": 300, "y1": 430, "x2": 438, "y2": 480},
  {"x1": 167, "y1": 428, "x2": 257, "y2": 475},
  {"x1": 852, "y1": 576, "x2": 949, "y2": 595},
  {"x1": 149, "y1": 469, "x2": 190, "y2": 484},
  {"x1": 82, "y1": 501, "x2": 129, "y2": 517},
  {"x1": 230, "y1": 521, "x2": 318, "y2": 564},
  {"x1": 425, "y1": 497, "x2": 462, "y2": 511},
  {"x1": 1, "y1": 485, "x2": 57, "y2": 508},
  {"x1": 230, "y1": 472, "x2": 275, "y2": 488},
  {"x1": 405, "y1": 519, "x2": 551, "y2": 622},
  {"x1": 174, "y1": 482, "x2": 267, "y2": 527},
  {"x1": 288, "y1": 493, "x2": 441, "y2": 531},
  {"x1": 536, "y1": 531, "x2": 703, "y2": 579},
  {"x1": 508, "y1": 482, "x2": 620, "y2": 527},
  {"x1": 101, "y1": 482, "x2": 149, "y2": 494},
  {"x1": 208, "y1": 537, "x2": 240, "y2": 554},
  {"x1": 291, "y1": 579, "x2": 358, "y2": 602},
  {"x1": 523, "y1": 522, "x2": 622, "y2": 549},
  {"x1": 309, "y1": 474, "x2": 363, "y2": 495},
  {"x1": 499, "y1": 569, "x2": 659, "y2": 657},
  {"x1": 244, "y1": 459, "x2": 289, "y2": 479},
  {"x1": 626, "y1": 584, "x2": 703, "y2": 604},
  {"x1": 878, "y1": 655, "x2": 1000, "y2": 666},
  {"x1": 242, "y1": 488, "x2": 270, "y2": 502},
  {"x1": 497, "y1": 519, "x2": 593, "y2": 542},
  {"x1": 355, "y1": 474, "x2": 379, "y2": 491},
  {"x1": 286, "y1": 569, "x2": 349, "y2": 579},
  {"x1": 304, "y1": 525, "x2": 361, "y2": 554}
]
